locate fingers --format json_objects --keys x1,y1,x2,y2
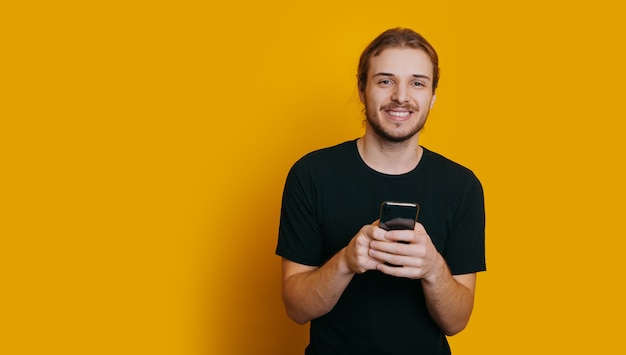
[
  {"x1": 380, "y1": 222, "x2": 427, "y2": 243},
  {"x1": 369, "y1": 245, "x2": 428, "y2": 279},
  {"x1": 346, "y1": 225, "x2": 385, "y2": 274},
  {"x1": 368, "y1": 223, "x2": 435, "y2": 279},
  {"x1": 368, "y1": 242, "x2": 424, "y2": 267},
  {"x1": 376, "y1": 262, "x2": 419, "y2": 278},
  {"x1": 347, "y1": 223, "x2": 430, "y2": 276}
]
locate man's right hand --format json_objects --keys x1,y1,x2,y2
[{"x1": 342, "y1": 222, "x2": 386, "y2": 274}]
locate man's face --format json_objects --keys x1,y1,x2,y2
[{"x1": 361, "y1": 47, "x2": 436, "y2": 143}]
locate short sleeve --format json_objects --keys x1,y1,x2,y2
[
  {"x1": 275, "y1": 159, "x2": 324, "y2": 266},
  {"x1": 443, "y1": 174, "x2": 486, "y2": 274}
]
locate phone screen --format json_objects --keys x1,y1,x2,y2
[{"x1": 379, "y1": 201, "x2": 419, "y2": 231}]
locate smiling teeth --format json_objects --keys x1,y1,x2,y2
[{"x1": 389, "y1": 111, "x2": 410, "y2": 117}]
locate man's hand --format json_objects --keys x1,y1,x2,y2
[
  {"x1": 342, "y1": 223, "x2": 387, "y2": 274},
  {"x1": 281, "y1": 220, "x2": 388, "y2": 324},
  {"x1": 368, "y1": 222, "x2": 445, "y2": 280}
]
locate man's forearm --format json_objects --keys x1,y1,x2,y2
[
  {"x1": 421, "y1": 256, "x2": 476, "y2": 336},
  {"x1": 282, "y1": 249, "x2": 355, "y2": 324}
]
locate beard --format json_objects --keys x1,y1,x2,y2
[{"x1": 365, "y1": 104, "x2": 428, "y2": 144}]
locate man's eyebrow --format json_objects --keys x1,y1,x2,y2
[
  {"x1": 372, "y1": 72, "x2": 432, "y2": 81},
  {"x1": 412, "y1": 74, "x2": 432, "y2": 81}
]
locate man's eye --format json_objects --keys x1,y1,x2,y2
[
  {"x1": 379, "y1": 80, "x2": 392, "y2": 85},
  {"x1": 412, "y1": 82, "x2": 425, "y2": 87}
]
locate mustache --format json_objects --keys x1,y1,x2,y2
[{"x1": 380, "y1": 103, "x2": 418, "y2": 112}]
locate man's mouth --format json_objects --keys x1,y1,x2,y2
[
  {"x1": 387, "y1": 110, "x2": 411, "y2": 118},
  {"x1": 381, "y1": 104, "x2": 417, "y2": 120}
]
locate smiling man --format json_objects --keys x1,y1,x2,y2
[
  {"x1": 276, "y1": 28, "x2": 486, "y2": 355},
  {"x1": 362, "y1": 48, "x2": 434, "y2": 145}
]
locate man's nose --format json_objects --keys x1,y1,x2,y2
[{"x1": 391, "y1": 85, "x2": 408, "y2": 103}]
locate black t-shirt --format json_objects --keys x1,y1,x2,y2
[{"x1": 276, "y1": 140, "x2": 486, "y2": 355}]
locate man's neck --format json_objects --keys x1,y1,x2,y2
[{"x1": 357, "y1": 133, "x2": 423, "y2": 175}]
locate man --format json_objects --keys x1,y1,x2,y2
[{"x1": 276, "y1": 28, "x2": 486, "y2": 354}]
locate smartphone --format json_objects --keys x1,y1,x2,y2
[{"x1": 379, "y1": 201, "x2": 419, "y2": 231}]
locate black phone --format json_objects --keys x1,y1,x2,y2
[{"x1": 379, "y1": 201, "x2": 419, "y2": 231}]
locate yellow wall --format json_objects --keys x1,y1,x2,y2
[{"x1": 2, "y1": 1, "x2": 626, "y2": 354}]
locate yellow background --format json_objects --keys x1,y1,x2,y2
[{"x1": 2, "y1": 0, "x2": 625, "y2": 354}]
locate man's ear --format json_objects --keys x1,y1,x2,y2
[
  {"x1": 359, "y1": 90, "x2": 365, "y2": 104},
  {"x1": 430, "y1": 94, "x2": 436, "y2": 109}
]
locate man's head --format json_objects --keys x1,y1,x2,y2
[
  {"x1": 358, "y1": 28, "x2": 440, "y2": 96},
  {"x1": 358, "y1": 28, "x2": 439, "y2": 143}
]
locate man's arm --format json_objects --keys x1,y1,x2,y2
[
  {"x1": 421, "y1": 268, "x2": 476, "y2": 336},
  {"x1": 281, "y1": 252, "x2": 352, "y2": 325},
  {"x1": 281, "y1": 224, "x2": 384, "y2": 324},
  {"x1": 369, "y1": 223, "x2": 477, "y2": 335}
]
